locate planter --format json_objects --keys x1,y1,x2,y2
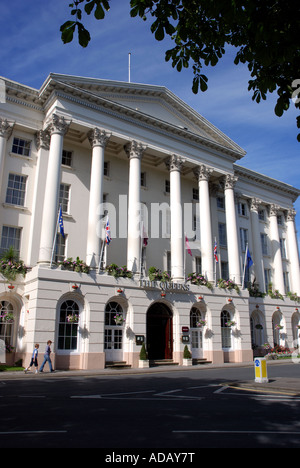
[
  {"x1": 182, "y1": 358, "x2": 193, "y2": 366},
  {"x1": 139, "y1": 359, "x2": 149, "y2": 368}
]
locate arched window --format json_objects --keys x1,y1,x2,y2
[
  {"x1": 58, "y1": 300, "x2": 79, "y2": 351},
  {"x1": 221, "y1": 310, "x2": 231, "y2": 349},
  {"x1": 0, "y1": 301, "x2": 14, "y2": 348}
]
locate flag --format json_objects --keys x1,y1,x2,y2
[
  {"x1": 105, "y1": 217, "x2": 111, "y2": 245},
  {"x1": 214, "y1": 240, "x2": 218, "y2": 263},
  {"x1": 245, "y1": 246, "x2": 253, "y2": 268},
  {"x1": 58, "y1": 205, "x2": 64, "y2": 238},
  {"x1": 185, "y1": 235, "x2": 192, "y2": 256},
  {"x1": 142, "y1": 225, "x2": 148, "y2": 247}
]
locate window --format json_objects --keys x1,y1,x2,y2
[
  {"x1": 11, "y1": 137, "x2": 31, "y2": 157},
  {"x1": 0, "y1": 301, "x2": 14, "y2": 347},
  {"x1": 104, "y1": 161, "x2": 110, "y2": 177},
  {"x1": 218, "y1": 223, "x2": 227, "y2": 247},
  {"x1": 54, "y1": 233, "x2": 67, "y2": 263},
  {"x1": 195, "y1": 256, "x2": 201, "y2": 274},
  {"x1": 141, "y1": 172, "x2": 147, "y2": 187},
  {"x1": 59, "y1": 184, "x2": 70, "y2": 214},
  {"x1": 277, "y1": 214, "x2": 283, "y2": 226},
  {"x1": 258, "y1": 209, "x2": 265, "y2": 221},
  {"x1": 0, "y1": 226, "x2": 21, "y2": 256},
  {"x1": 260, "y1": 233, "x2": 268, "y2": 256},
  {"x1": 264, "y1": 269, "x2": 271, "y2": 293},
  {"x1": 221, "y1": 310, "x2": 231, "y2": 348},
  {"x1": 283, "y1": 271, "x2": 290, "y2": 293},
  {"x1": 240, "y1": 228, "x2": 248, "y2": 252},
  {"x1": 62, "y1": 149, "x2": 72, "y2": 167},
  {"x1": 5, "y1": 174, "x2": 27, "y2": 206},
  {"x1": 192, "y1": 188, "x2": 199, "y2": 201},
  {"x1": 217, "y1": 196, "x2": 225, "y2": 210},
  {"x1": 280, "y1": 238, "x2": 287, "y2": 259},
  {"x1": 58, "y1": 300, "x2": 79, "y2": 350},
  {"x1": 166, "y1": 251, "x2": 171, "y2": 276},
  {"x1": 221, "y1": 262, "x2": 229, "y2": 280},
  {"x1": 165, "y1": 180, "x2": 170, "y2": 193},
  {"x1": 238, "y1": 202, "x2": 247, "y2": 217}
]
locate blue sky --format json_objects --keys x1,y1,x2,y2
[{"x1": 1, "y1": 0, "x2": 299, "y2": 242}]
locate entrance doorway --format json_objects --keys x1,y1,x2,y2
[{"x1": 147, "y1": 303, "x2": 173, "y2": 360}]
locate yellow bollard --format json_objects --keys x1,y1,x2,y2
[{"x1": 254, "y1": 357, "x2": 269, "y2": 383}]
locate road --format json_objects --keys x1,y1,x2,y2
[{"x1": 0, "y1": 363, "x2": 300, "y2": 450}]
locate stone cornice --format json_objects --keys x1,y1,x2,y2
[{"x1": 234, "y1": 164, "x2": 300, "y2": 202}]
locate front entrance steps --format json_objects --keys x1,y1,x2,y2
[
  {"x1": 105, "y1": 361, "x2": 131, "y2": 369},
  {"x1": 192, "y1": 358, "x2": 212, "y2": 365},
  {"x1": 149, "y1": 359, "x2": 179, "y2": 367},
  {"x1": 105, "y1": 358, "x2": 212, "y2": 369}
]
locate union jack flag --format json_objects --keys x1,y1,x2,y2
[
  {"x1": 105, "y1": 217, "x2": 111, "y2": 245},
  {"x1": 214, "y1": 240, "x2": 218, "y2": 263}
]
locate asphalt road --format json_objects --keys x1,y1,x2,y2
[{"x1": 1, "y1": 363, "x2": 300, "y2": 450}]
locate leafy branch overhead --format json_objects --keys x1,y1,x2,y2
[{"x1": 61, "y1": 0, "x2": 300, "y2": 141}]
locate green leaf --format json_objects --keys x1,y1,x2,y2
[
  {"x1": 155, "y1": 23, "x2": 165, "y2": 41},
  {"x1": 77, "y1": 23, "x2": 91, "y2": 47},
  {"x1": 60, "y1": 21, "x2": 76, "y2": 44},
  {"x1": 95, "y1": 3, "x2": 105, "y2": 19}
]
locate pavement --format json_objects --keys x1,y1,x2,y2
[{"x1": 1, "y1": 359, "x2": 300, "y2": 395}]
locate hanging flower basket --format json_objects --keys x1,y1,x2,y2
[
  {"x1": 114, "y1": 313, "x2": 124, "y2": 325},
  {"x1": 225, "y1": 320, "x2": 236, "y2": 327},
  {"x1": 275, "y1": 324, "x2": 284, "y2": 330},
  {"x1": 7, "y1": 284, "x2": 14, "y2": 290},
  {"x1": 1, "y1": 312, "x2": 14, "y2": 323},
  {"x1": 71, "y1": 284, "x2": 79, "y2": 290},
  {"x1": 66, "y1": 314, "x2": 79, "y2": 323},
  {"x1": 161, "y1": 292, "x2": 166, "y2": 298},
  {"x1": 196, "y1": 319, "x2": 207, "y2": 328}
]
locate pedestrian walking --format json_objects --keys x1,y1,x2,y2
[
  {"x1": 39, "y1": 340, "x2": 54, "y2": 373},
  {"x1": 24, "y1": 344, "x2": 39, "y2": 373}
]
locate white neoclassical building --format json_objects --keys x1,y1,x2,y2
[{"x1": 0, "y1": 73, "x2": 299, "y2": 370}]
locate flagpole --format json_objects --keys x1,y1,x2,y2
[
  {"x1": 242, "y1": 243, "x2": 248, "y2": 289},
  {"x1": 139, "y1": 221, "x2": 143, "y2": 279},
  {"x1": 98, "y1": 214, "x2": 107, "y2": 273},
  {"x1": 50, "y1": 208, "x2": 60, "y2": 268}
]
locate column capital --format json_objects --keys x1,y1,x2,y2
[
  {"x1": 47, "y1": 114, "x2": 71, "y2": 136},
  {"x1": 165, "y1": 154, "x2": 184, "y2": 172},
  {"x1": 0, "y1": 118, "x2": 14, "y2": 140},
  {"x1": 35, "y1": 129, "x2": 50, "y2": 150},
  {"x1": 269, "y1": 203, "x2": 281, "y2": 217},
  {"x1": 250, "y1": 198, "x2": 262, "y2": 212},
  {"x1": 287, "y1": 208, "x2": 296, "y2": 222},
  {"x1": 193, "y1": 164, "x2": 213, "y2": 182},
  {"x1": 224, "y1": 173, "x2": 238, "y2": 190},
  {"x1": 88, "y1": 128, "x2": 111, "y2": 148},
  {"x1": 124, "y1": 140, "x2": 146, "y2": 160}
]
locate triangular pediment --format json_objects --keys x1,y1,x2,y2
[{"x1": 40, "y1": 73, "x2": 246, "y2": 159}]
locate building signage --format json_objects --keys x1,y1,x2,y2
[{"x1": 139, "y1": 280, "x2": 190, "y2": 292}]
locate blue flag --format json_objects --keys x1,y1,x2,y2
[
  {"x1": 58, "y1": 205, "x2": 65, "y2": 238},
  {"x1": 246, "y1": 247, "x2": 253, "y2": 268}
]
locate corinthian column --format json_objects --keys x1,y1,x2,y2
[
  {"x1": 286, "y1": 209, "x2": 300, "y2": 295},
  {"x1": 166, "y1": 155, "x2": 184, "y2": 282},
  {"x1": 124, "y1": 140, "x2": 146, "y2": 274},
  {"x1": 0, "y1": 118, "x2": 14, "y2": 186},
  {"x1": 249, "y1": 198, "x2": 264, "y2": 290},
  {"x1": 194, "y1": 164, "x2": 214, "y2": 281},
  {"x1": 269, "y1": 204, "x2": 285, "y2": 294},
  {"x1": 38, "y1": 115, "x2": 70, "y2": 264},
  {"x1": 224, "y1": 174, "x2": 241, "y2": 284},
  {"x1": 86, "y1": 128, "x2": 110, "y2": 268}
]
